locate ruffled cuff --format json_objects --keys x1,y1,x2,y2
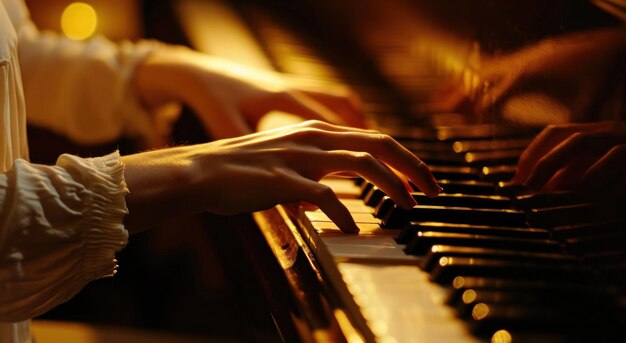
[
  {"x1": 56, "y1": 151, "x2": 129, "y2": 282},
  {"x1": 0, "y1": 151, "x2": 130, "y2": 322}
]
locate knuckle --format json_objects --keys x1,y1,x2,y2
[
  {"x1": 290, "y1": 127, "x2": 321, "y2": 141},
  {"x1": 374, "y1": 133, "x2": 396, "y2": 147},
  {"x1": 314, "y1": 184, "x2": 335, "y2": 200},
  {"x1": 300, "y1": 119, "x2": 326, "y2": 128},
  {"x1": 352, "y1": 151, "x2": 376, "y2": 165}
]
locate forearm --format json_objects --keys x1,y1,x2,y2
[
  {"x1": 120, "y1": 146, "x2": 204, "y2": 233},
  {"x1": 133, "y1": 47, "x2": 288, "y2": 137}
]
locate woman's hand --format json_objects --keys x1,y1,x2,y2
[
  {"x1": 134, "y1": 47, "x2": 365, "y2": 140},
  {"x1": 512, "y1": 121, "x2": 626, "y2": 195},
  {"x1": 121, "y1": 120, "x2": 442, "y2": 234}
]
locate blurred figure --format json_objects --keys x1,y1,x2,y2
[
  {"x1": 434, "y1": 27, "x2": 626, "y2": 124},
  {"x1": 434, "y1": 26, "x2": 626, "y2": 194}
]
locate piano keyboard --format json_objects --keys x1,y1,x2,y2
[
  {"x1": 296, "y1": 125, "x2": 626, "y2": 343},
  {"x1": 171, "y1": 2, "x2": 626, "y2": 341}
]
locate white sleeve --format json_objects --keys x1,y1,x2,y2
[
  {"x1": 0, "y1": 151, "x2": 129, "y2": 322},
  {"x1": 16, "y1": 17, "x2": 165, "y2": 145}
]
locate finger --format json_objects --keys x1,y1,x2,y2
[
  {"x1": 478, "y1": 74, "x2": 517, "y2": 114},
  {"x1": 581, "y1": 144, "x2": 626, "y2": 191},
  {"x1": 295, "y1": 119, "x2": 379, "y2": 134},
  {"x1": 542, "y1": 156, "x2": 596, "y2": 191},
  {"x1": 288, "y1": 175, "x2": 359, "y2": 234},
  {"x1": 428, "y1": 79, "x2": 472, "y2": 113},
  {"x1": 196, "y1": 102, "x2": 253, "y2": 139},
  {"x1": 320, "y1": 150, "x2": 418, "y2": 210},
  {"x1": 301, "y1": 131, "x2": 442, "y2": 197},
  {"x1": 272, "y1": 90, "x2": 350, "y2": 127},
  {"x1": 513, "y1": 124, "x2": 592, "y2": 184},
  {"x1": 524, "y1": 132, "x2": 614, "y2": 189}
]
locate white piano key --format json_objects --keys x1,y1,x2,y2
[
  {"x1": 306, "y1": 210, "x2": 382, "y2": 225},
  {"x1": 337, "y1": 263, "x2": 480, "y2": 343}
]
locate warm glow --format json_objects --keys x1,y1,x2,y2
[
  {"x1": 61, "y1": 2, "x2": 98, "y2": 40},
  {"x1": 472, "y1": 303, "x2": 490, "y2": 320},
  {"x1": 491, "y1": 329, "x2": 513, "y2": 343},
  {"x1": 452, "y1": 276, "x2": 466, "y2": 289},
  {"x1": 461, "y1": 289, "x2": 477, "y2": 304}
]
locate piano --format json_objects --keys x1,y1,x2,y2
[{"x1": 157, "y1": 0, "x2": 626, "y2": 341}]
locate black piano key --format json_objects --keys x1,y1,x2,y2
[
  {"x1": 404, "y1": 232, "x2": 561, "y2": 256},
  {"x1": 448, "y1": 276, "x2": 610, "y2": 304},
  {"x1": 429, "y1": 257, "x2": 592, "y2": 284},
  {"x1": 359, "y1": 181, "x2": 374, "y2": 199},
  {"x1": 494, "y1": 181, "x2": 527, "y2": 197},
  {"x1": 421, "y1": 245, "x2": 575, "y2": 272},
  {"x1": 511, "y1": 191, "x2": 584, "y2": 210},
  {"x1": 433, "y1": 180, "x2": 497, "y2": 195},
  {"x1": 467, "y1": 302, "x2": 620, "y2": 337},
  {"x1": 454, "y1": 289, "x2": 614, "y2": 320},
  {"x1": 435, "y1": 124, "x2": 537, "y2": 141},
  {"x1": 583, "y1": 251, "x2": 626, "y2": 265},
  {"x1": 412, "y1": 192, "x2": 512, "y2": 209},
  {"x1": 480, "y1": 165, "x2": 516, "y2": 182},
  {"x1": 452, "y1": 138, "x2": 533, "y2": 153},
  {"x1": 373, "y1": 196, "x2": 395, "y2": 219},
  {"x1": 353, "y1": 178, "x2": 366, "y2": 187},
  {"x1": 551, "y1": 220, "x2": 626, "y2": 240},
  {"x1": 527, "y1": 203, "x2": 615, "y2": 228},
  {"x1": 363, "y1": 186, "x2": 386, "y2": 207},
  {"x1": 396, "y1": 222, "x2": 548, "y2": 245},
  {"x1": 463, "y1": 149, "x2": 522, "y2": 166},
  {"x1": 564, "y1": 233, "x2": 626, "y2": 255},
  {"x1": 382, "y1": 205, "x2": 528, "y2": 229},
  {"x1": 417, "y1": 151, "x2": 467, "y2": 166},
  {"x1": 430, "y1": 165, "x2": 482, "y2": 181},
  {"x1": 397, "y1": 139, "x2": 454, "y2": 153}
]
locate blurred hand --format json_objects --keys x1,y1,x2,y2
[
  {"x1": 432, "y1": 28, "x2": 626, "y2": 122},
  {"x1": 134, "y1": 47, "x2": 365, "y2": 140},
  {"x1": 512, "y1": 121, "x2": 626, "y2": 195},
  {"x1": 122, "y1": 120, "x2": 442, "y2": 233}
]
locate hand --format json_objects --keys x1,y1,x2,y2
[
  {"x1": 121, "y1": 120, "x2": 442, "y2": 233},
  {"x1": 432, "y1": 28, "x2": 626, "y2": 122},
  {"x1": 512, "y1": 121, "x2": 626, "y2": 195},
  {"x1": 134, "y1": 47, "x2": 366, "y2": 140}
]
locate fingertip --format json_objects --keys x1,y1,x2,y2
[
  {"x1": 342, "y1": 221, "x2": 360, "y2": 234},
  {"x1": 425, "y1": 186, "x2": 443, "y2": 198}
]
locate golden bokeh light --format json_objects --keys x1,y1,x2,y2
[
  {"x1": 461, "y1": 289, "x2": 477, "y2": 304},
  {"x1": 491, "y1": 329, "x2": 513, "y2": 343},
  {"x1": 61, "y1": 2, "x2": 98, "y2": 40},
  {"x1": 471, "y1": 303, "x2": 490, "y2": 320}
]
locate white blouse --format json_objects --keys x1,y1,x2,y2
[{"x1": 0, "y1": 0, "x2": 160, "y2": 325}]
